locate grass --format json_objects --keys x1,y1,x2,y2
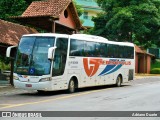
[
  {"x1": 0, "y1": 60, "x2": 10, "y2": 71},
  {"x1": 151, "y1": 59, "x2": 160, "y2": 74},
  {"x1": 151, "y1": 59, "x2": 160, "y2": 69}
]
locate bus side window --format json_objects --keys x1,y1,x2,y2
[
  {"x1": 85, "y1": 41, "x2": 94, "y2": 57},
  {"x1": 108, "y1": 44, "x2": 114, "y2": 58},
  {"x1": 119, "y1": 46, "x2": 123, "y2": 58},
  {"x1": 70, "y1": 39, "x2": 84, "y2": 57}
]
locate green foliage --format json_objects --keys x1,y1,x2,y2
[
  {"x1": 91, "y1": 0, "x2": 160, "y2": 48},
  {"x1": 24, "y1": 0, "x2": 41, "y2": 5},
  {"x1": 151, "y1": 59, "x2": 160, "y2": 74},
  {"x1": 0, "y1": 56, "x2": 10, "y2": 70},
  {"x1": 0, "y1": 61, "x2": 10, "y2": 70},
  {"x1": 0, "y1": 0, "x2": 46, "y2": 21},
  {"x1": 151, "y1": 59, "x2": 160, "y2": 69},
  {"x1": 73, "y1": 0, "x2": 84, "y2": 17},
  {"x1": 0, "y1": 55, "x2": 10, "y2": 65},
  {"x1": 150, "y1": 68, "x2": 160, "y2": 74},
  {"x1": 0, "y1": 0, "x2": 27, "y2": 21}
]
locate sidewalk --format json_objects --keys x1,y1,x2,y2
[
  {"x1": 0, "y1": 72, "x2": 11, "y2": 88},
  {"x1": 0, "y1": 78, "x2": 11, "y2": 88},
  {"x1": 134, "y1": 73, "x2": 160, "y2": 79},
  {"x1": 0, "y1": 79, "x2": 14, "y2": 93},
  {"x1": 135, "y1": 73, "x2": 160, "y2": 76}
]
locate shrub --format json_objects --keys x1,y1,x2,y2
[
  {"x1": 0, "y1": 60, "x2": 10, "y2": 71},
  {"x1": 150, "y1": 68, "x2": 160, "y2": 74},
  {"x1": 151, "y1": 59, "x2": 160, "y2": 69},
  {"x1": 0, "y1": 55, "x2": 10, "y2": 71}
]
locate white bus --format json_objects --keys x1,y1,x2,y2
[{"x1": 6, "y1": 33, "x2": 135, "y2": 93}]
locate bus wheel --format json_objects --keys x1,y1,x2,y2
[
  {"x1": 68, "y1": 79, "x2": 75, "y2": 93},
  {"x1": 115, "y1": 75, "x2": 122, "y2": 87}
]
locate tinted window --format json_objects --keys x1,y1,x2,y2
[
  {"x1": 70, "y1": 39, "x2": 84, "y2": 56},
  {"x1": 70, "y1": 39, "x2": 134, "y2": 59},
  {"x1": 52, "y1": 38, "x2": 68, "y2": 76},
  {"x1": 107, "y1": 44, "x2": 114, "y2": 58},
  {"x1": 84, "y1": 41, "x2": 96, "y2": 57}
]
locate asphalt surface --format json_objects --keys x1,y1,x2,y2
[{"x1": 0, "y1": 76, "x2": 160, "y2": 120}]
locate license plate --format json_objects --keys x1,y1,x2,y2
[{"x1": 26, "y1": 84, "x2": 32, "y2": 87}]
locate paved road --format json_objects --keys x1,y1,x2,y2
[{"x1": 0, "y1": 76, "x2": 160, "y2": 120}]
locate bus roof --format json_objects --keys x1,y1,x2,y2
[
  {"x1": 71, "y1": 34, "x2": 134, "y2": 47},
  {"x1": 23, "y1": 33, "x2": 134, "y2": 47},
  {"x1": 23, "y1": 33, "x2": 69, "y2": 38}
]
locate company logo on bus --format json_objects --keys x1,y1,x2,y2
[{"x1": 83, "y1": 58, "x2": 131, "y2": 77}]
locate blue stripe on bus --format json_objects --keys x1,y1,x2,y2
[
  {"x1": 103, "y1": 64, "x2": 122, "y2": 75},
  {"x1": 98, "y1": 65, "x2": 116, "y2": 76},
  {"x1": 99, "y1": 64, "x2": 123, "y2": 76}
]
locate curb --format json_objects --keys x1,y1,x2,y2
[
  {"x1": 0, "y1": 80, "x2": 12, "y2": 91},
  {"x1": 135, "y1": 74, "x2": 160, "y2": 76}
]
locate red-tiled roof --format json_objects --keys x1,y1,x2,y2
[
  {"x1": 12, "y1": 0, "x2": 83, "y2": 30},
  {"x1": 135, "y1": 45, "x2": 155, "y2": 57},
  {"x1": 0, "y1": 19, "x2": 38, "y2": 46},
  {"x1": 135, "y1": 45, "x2": 145, "y2": 53},
  {"x1": 22, "y1": 0, "x2": 71, "y2": 17}
]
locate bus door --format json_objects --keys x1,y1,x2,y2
[{"x1": 52, "y1": 37, "x2": 68, "y2": 90}]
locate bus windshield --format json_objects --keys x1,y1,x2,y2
[{"x1": 14, "y1": 36, "x2": 55, "y2": 76}]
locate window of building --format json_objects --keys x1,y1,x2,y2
[
  {"x1": 83, "y1": 12, "x2": 88, "y2": 19},
  {"x1": 64, "y1": 10, "x2": 68, "y2": 18}
]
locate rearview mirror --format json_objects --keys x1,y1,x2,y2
[
  {"x1": 6, "y1": 46, "x2": 17, "y2": 58},
  {"x1": 48, "y1": 46, "x2": 57, "y2": 60}
]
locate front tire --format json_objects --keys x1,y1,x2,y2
[
  {"x1": 115, "y1": 75, "x2": 122, "y2": 87},
  {"x1": 68, "y1": 79, "x2": 75, "y2": 93}
]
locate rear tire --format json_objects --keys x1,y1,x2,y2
[
  {"x1": 115, "y1": 75, "x2": 122, "y2": 87},
  {"x1": 68, "y1": 79, "x2": 75, "y2": 93}
]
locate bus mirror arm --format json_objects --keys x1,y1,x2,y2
[{"x1": 48, "y1": 46, "x2": 57, "y2": 60}]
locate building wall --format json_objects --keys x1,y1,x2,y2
[
  {"x1": 135, "y1": 53, "x2": 152, "y2": 74},
  {"x1": 135, "y1": 53, "x2": 139, "y2": 73},
  {"x1": 76, "y1": 0, "x2": 102, "y2": 27},
  {"x1": 139, "y1": 55, "x2": 145, "y2": 73},
  {"x1": 146, "y1": 55, "x2": 151, "y2": 74},
  {"x1": 59, "y1": 7, "x2": 76, "y2": 29}
]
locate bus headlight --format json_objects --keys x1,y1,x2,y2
[
  {"x1": 14, "y1": 76, "x2": 19, "y2": 80},
  {"x1": 39, "y1": 77, "x2": 52, "y2": 82}
]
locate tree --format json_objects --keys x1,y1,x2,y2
[
  {"x1": 73, "y1": 0, "x2": 84, "y2": 17},
  {"x1": 24, "y1": 0, "x2": 40, "y2": 5},
  {"x1": 91, "y1": 0, "x2": 160, "y2": 48},
  {"x1": 0, "y1": 0, "x2": 27, "y2": 21}
]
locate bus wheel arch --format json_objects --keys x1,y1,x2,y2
[
  {"x1": 115, "y1": 74, "x2": 123, "y2": 87},
  {"x1": 68, "y1": 76, "x2": 78, "y2": 93}
]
